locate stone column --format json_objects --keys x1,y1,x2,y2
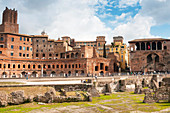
[
  {"x1": 41, "y1": 64, "x2": 43, "y2": 77},
  {"x1": 145, "y1": 42, "x2": 147, "y2": 50}
]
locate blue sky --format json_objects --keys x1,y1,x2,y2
[{"x1": 0, "y1": 0, "x2": 170, "y2": 44}]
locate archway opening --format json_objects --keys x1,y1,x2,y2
[
  {"x1": 152, "y1": 42, "x2": 156, "y2": 50},
  {"x1": 105, "y1": 66, "x2": 108, "y2": 71},
  {"x1": 135, "y1": 42, "x2": 140, "y2": 50},
  {"x1": 71, "y1": 53, "x2": 74, "y2": 58},
  {"x1": 68, "y1": 71, "x2": 71, "y2": 76},
  {"x1": 43, "y1": 71, "x2": 47, "y2": 77},
  {"x1": 157, "y1": 41, "x2": 162, "y2": 50},
  {"x1": 75, "y1": 52, "x2": 78, "y2": 58},
  {"x1": 21, "y1": 71, "x2": 26, "y2": 77},
  {"x1": 100, "y1": 71, "x2": 104, "y2": 76},
  {"x1": 147, "y1": 53, "x2": 159, "y2": 63},
  {"x1": 75, "y1": 70, "x2": 78, "y2": 76},
  {"x1": 51, "y1": 71, "x2": 56, "y2": 77},
  {"x1": 141, "y1": 42, "x2": 145, "y2": 50},
  {"x1": 2, "y1": 72, "x2": 7, "y2": 78},
  {"x1": 32, "y1": 71, "x2": 37, "y2": 77},
  {"x1": 66, "y1": 55, "x2": 69, "y2": 58},
  {"x1": 146, "y1": 42, "x2": 150, "y2": 50},
  {"x1": 81, "y1": 70, "x2": 84, "y2": 76},
  {"x1": 60, "y1": 71, "x2": 64, "y2": 76}
]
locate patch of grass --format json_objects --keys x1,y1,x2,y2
[
  {"x1": 100, "y1": 100, "x2": 122, "y2": 105},
  {"x1": 96, "y1": 107, "x2": 105, "y2": 112},
  {"x1": 0, "y1": 92, "x2": 170, "y2": 113}
]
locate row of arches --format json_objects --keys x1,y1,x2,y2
[
  {"x1": 1, "y1": 70, "x2": 86, "y2": 78},
  {"x1": 61, "y1": 52, "x2": 79, "y2": 59},
  {"x1": 136, "y1": 41, "x2": 164, "y2": 51},
  {"x1": 0, "y1": 63, "x2": 85, "y2": 70}
]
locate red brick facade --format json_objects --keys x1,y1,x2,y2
[
  {"x1": 0, "y1": 7, "x2": 120, "y2": 78},
  {"x1": 129, "y1": 38, "x2": 170, "y2": 73},
  {"x1": 0, "y1": 7, "x2": 19, "y2": 33}
]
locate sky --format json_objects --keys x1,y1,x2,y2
[{"x1": 0, "y1": 0, "x2": 170, "y2": 44}]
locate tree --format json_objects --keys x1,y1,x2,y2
[
  {"x1": 103, "y1": 44, "x2": 106, "y2": 58},
  {"x1": 111, "y1": 42, "x2": 115, "y2": 47}
]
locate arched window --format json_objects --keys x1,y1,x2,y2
[
  {"x1": 105, "y1": 66, "x2": 108, "y2": 71},
  {"x1": 75, "y1": 52, "x2": 78, "y2": 58},
  {"x1": 141, "y1": 42, "x2": 145, "y2": 50},
  {"x1": 152, "y1": 42, "x2": 156, "y2": 50},
  {"x1": 28, "y1": 64, "x2": 30, "y2": 68},
  {"x1": 146, "y1": 42, "x2": 150, "y2": 50},
  {"x1": 135, "y1": 42, "x2": 140, "y2": 50},
  {"x1": 68, "y1": 71, "x2": 71, "y2": 76},
  {"x1": 43, "y1": 53, "x2": 45, "y2": 57},
  {"x1": 71, "y1": 53, "x2": 74, "y2": 58},
  {"x1": 157, "y1": 41, "x2": 162, "y2": 50}
]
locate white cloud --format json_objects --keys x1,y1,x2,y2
[
  {"x1": 107, "y1": 9, "x2": 112, "y2": 11},
  {"x1": 113, "y1": 14, "x2": 156, "y2": 44},
  {"x1": 0, "y1": 0, "x2": 170, "y2": 45},
  {"x1": 0, "y1": 0, "x2": 112, "y2": 42},
  {"x1": 98, "y1": 12, "x2": 112, "y2": 18},
  {"x1": 115, "y1": 13, "x2": 131, "y2": 20},
  {"x1": 109, "y1": 20, "x2": 117, "y2": 25},
  {"x1": 140, "y1": 0, "x2": 170, "y2": 25},
  {"x1": 112, "y1": 0, "x2": 170, "y2": 44},
  {"x1": 118, "y1": 0, "x2": 140, "y2": 8}
]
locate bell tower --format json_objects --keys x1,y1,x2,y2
[{"x1": 0, "y1": 7, "x2": 19, "y2": 33}]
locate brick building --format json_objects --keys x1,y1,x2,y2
[
  {"x1": 0, "y1": 7, "x2": 19, "y2": 33},
  {"x1": 62, "y1": 36, "x2": 108, "y2": 57},
  {"x1": 110, "y1": 36, "x2": 128, "y2": 70},
  {"x1": 0, "y1": 7, "x2": 120, "y2": 78},
  {"x1": 128, "y1": 38, "x2": 170, "y2": 73}
]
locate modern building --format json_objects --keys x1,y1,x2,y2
[
  {"x1": 0, "y1": 7, "x2": 120, "y2": 78},
  {"x1": 128, "y1": 38, "x2": 170, "y2": 73}
]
